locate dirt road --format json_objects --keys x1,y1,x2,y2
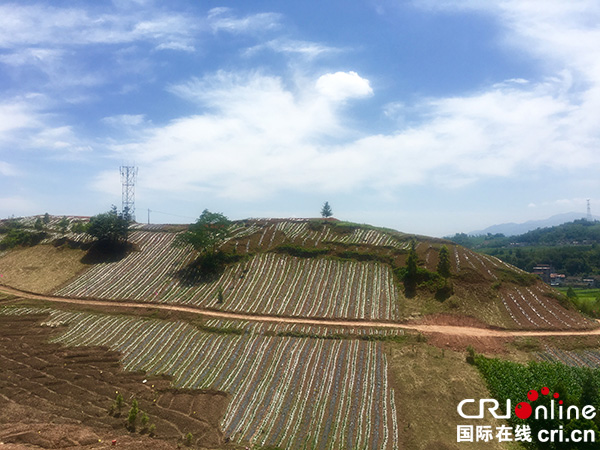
[{"x1": 2, "y1": 284, "x2": 599, "y2": 338}]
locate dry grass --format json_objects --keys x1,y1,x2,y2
[
  {"x1": 0, "y1": 244, "x2": 87, "y2": 294},
  {"x1": 388, "y1": 341, "x2": 521, "y2": 450}
]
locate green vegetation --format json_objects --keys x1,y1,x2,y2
[
  {"x1": 58, "y1": 216, "x2": 69, "y2": 234},
  {"x1": 0, "y1": 227, "x2": 46, "y2": 250},
  {"x1": 88, "y1": 206, "x2": 130, "y2": 245},
  {"x1": 475, "y1": 354, "x2": 600, "y2": 449},
  {"x1": 448, "y1": 220, "x2": 600, "y2": 277},
  {"x1": 274, "y1": 243, "x2": 329, "y2": 258},
  {"x1": 174, "y1": 209, "x2": 231, "y2": 255},
  {"x1": 114, "y1": 392, "x2": 124, "y2": 413},
  {"x1": 437, "y1": 245, "x2": 451, "y2": 278},
  {"x1": 127, "y1": 398, "x2": 139, "y2": 430},
  {"x1": 395, "y1": 241, "x2": 451, "y2": 300},
  {"x1": 140, "y1": 411, "x2": 149, "y2": 431},
  {"x1": 184, "y1": 432, "x2": 193, "y2": 446},
  {"x1": 70, "y1": 220, "x2": 89, "y2": 234},
  {"x1": 558, "y1": 287, "x2": 600, "y2": 318},
  {"x1": 321, "y1": 201, "x2": 333, "y2": 218}
]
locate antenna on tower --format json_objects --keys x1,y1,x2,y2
[
  {"x1": 587, "y1": 199, "x2": 593, "y2": 222},
  {"x1": 120, "y1": 165, "x2": 138, "y2": 222}
]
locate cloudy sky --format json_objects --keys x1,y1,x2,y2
[{"x1": 1, "y1": 0, "x2": 599, "y2": 236}]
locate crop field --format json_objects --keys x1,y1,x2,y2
[
  {"x1": 55, "y1": 234, "x2": 400, "y2": 320},
  {"x1": 536, "y1": 345, "x2": 600, "y2": 369},
  {"x1": 0, "y1": 306, "x2": 400, "y2": 450},
  {"x1": 224, "y1": 220, "x2": 408, "y2": 252},
  {"x1": 498, "y1": 285, "x2": 593, "y2": 329}
]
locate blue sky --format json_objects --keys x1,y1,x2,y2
[{"x1": 1, "y1": 0, "x2": 600, "y2": 236}]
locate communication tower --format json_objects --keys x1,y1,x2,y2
[
  {"x1": 120, "y1": 165, "x2": 138, "y2": 221},
  {"x1": 587, "y1": 199, "x2": 593, "y2": 222}
]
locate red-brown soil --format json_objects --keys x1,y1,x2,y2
[{"x1": 0, "y1": 313, "x2": 229, "y2": 449}]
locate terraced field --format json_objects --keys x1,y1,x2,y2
[
  {"x1": 55, "y1": 231, "x2": 400, "y2": 320},
  {"x1": 0, "y1": 310, "x2": 226, "y2": 449},
  {"x1": 0, "y1": 305, "x2": 399, "y2": 449}
]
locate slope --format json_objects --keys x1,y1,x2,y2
[{"x1": 0, "y1": 216, "x2": 594, "y2": 331}]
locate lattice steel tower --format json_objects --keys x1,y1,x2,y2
[
  {"x1": 587, "y1": 199, "x2": 593, "y2": 222},
  {"x1": 120, "y1": 165, "x2": 138, "y2": 221}
]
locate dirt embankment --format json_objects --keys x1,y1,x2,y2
[{"x1": 1, "y1": 284, "x2": 600, "y2": 340}]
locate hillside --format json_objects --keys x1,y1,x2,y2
[
  {"x1": 3, "y1": 215, "x2": 600, "y2": 449},
  {"x1": 0, "y1": 215, "x2": 594, "y2": 331},
  {"x1": 449, "y1": 219, "x2": 600, "y2": 277},
  {"x1": 468, "y1": 212, "x2": 594, "y2": 236}
]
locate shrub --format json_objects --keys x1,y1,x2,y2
[
  {"x1": 274, "y1": 244, "x2": 329, "y2": 258},
  {"x1": 127, "y1": 399, "x2": 139, "y2": 430},
  {"x1": 466, "y1": 345, "x2": 476, "y2": 364},
  {"x1": 113, "y1": 393, "x2": 124, "y2": 414},
  {"x1": 140, "y1": 412, "x2": 149, "y2": 430},
  {"x1": 0, "y1": 229, "x2": 46, "y2": 250}
]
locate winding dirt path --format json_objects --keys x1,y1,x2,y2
[{"x1": 2, "y1": 284, "x2": 599, "y2": 338}]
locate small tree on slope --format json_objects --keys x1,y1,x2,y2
[{"x1": 321, "y1": 201, "x2": 333, "y2": 218}]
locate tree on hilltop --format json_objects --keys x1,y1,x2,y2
[
  {"x1": 174, "y1": 209, "x2": 231, "y2": 255},
  {"x1": 88, "y1": 206, "x2": 130, "y2": 245},
  {"x1": 437, "y1": 245, "x2": 452, "y2": 278},
  {"x1": 173, "y1": 210, "x2": 233, "y2": 282},
  {"x1": 321, "y1": 201, "x2": 333, "y2": 218}
]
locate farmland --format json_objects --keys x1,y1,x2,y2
[
  {"x1": 0, "y1": 305, "x2": 399, "y2": 450},
  {"x1": 2, "y1": 215, "x2": 600, "y2": 449},
  {"x1": 56, "y1": 241, "x2": 400, "y2": 320}
]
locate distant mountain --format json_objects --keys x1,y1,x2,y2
[{"x1": 469, "y1": 212, "x2": 598, "y2": 236}]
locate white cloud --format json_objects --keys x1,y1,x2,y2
[
  {"x1": 102, "y1": 114, "x2": 147, "y2": 128},
  {"x1": 0, "y1": 3, "x2": 199, "y2": 50},
  {"x1": 315, "y1": 72, "x2": 373, "y2": 102},
  {"x1": 207, "y1": 7, "x2": 282, "y2": 34},
  {"x1": 245, "y1": 39, "x2": 341, "y2": 59},
  {"x1": 0, "y1": 161, "x2": 19, "y2": 176},
  {"x1": 0, "y1": 100, "x2": 40, "y2": 134}
]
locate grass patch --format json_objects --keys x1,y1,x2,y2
[
  {"x1": 495, "y1": 267, "x2": 539, "y2": 286},
  {"x1": 273, "y1": 244, "x2": 329, "y2": 258},
  {"x1": 512, "y1": 336, "x2": 542, "y2": 352},
  {"x1": 556, "y1": 287, "x2": 600, "y2": 318}
]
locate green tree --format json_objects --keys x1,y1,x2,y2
[
  {"x1": 34, "y1": 217, "x2": 44, "y2": 231},
  {"x1": 115, "y1": 393, "x2": 124, "y2": 412},
  {"x1": 140, "y1": 411, "x2": 149, "y2": 430},
  {"x1": 437, "y1": 245, "x2": 451, "y2": 278},
  {"x1": 43, "y1": 212, "x2": 50, "y2": 224},
  {"x1": 566, "y1": 286, "x2": 578, "y2": 299},
  {"x1": 321, "y1": 201, "x2": 333, "y2": 218},
  {"x1": 127, "y1": 399, "x2": 139, "y2": 430},
  {"x1": 71, "y1": 220, "x2": 89, "y2": 234},
  {"x1": 404, "y1": 241, "x2": 419, "y2": 297},
  {"x1": 88, "y1": 206, "x2": 129, "y2": 245},
  {"x1": 58, "y1": 216, "x2": 70, "y2": 234},
  {"x1": 174, "y1": 210, "x2": 231, "y2": 255}
]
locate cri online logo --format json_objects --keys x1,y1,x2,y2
[
  {"x1": 515, "y1": 387, "x2": 560, "y2": 419},
  {"x1": 458, "y1": 387, "x2": 597, "y2": 421}
]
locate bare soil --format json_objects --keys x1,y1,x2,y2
[
  {"x1": 0, "y1": 313, "x2": 229, "y2": 449},
  {"x1": 388, "y1": 343, "x2": 521, "y2": 450},
  {"x1": 0, "y1": 245, "x2": 87, "y2": 294},
  {"x1": 2, "y1": 285, "x2": 600, "y2": 341}
]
